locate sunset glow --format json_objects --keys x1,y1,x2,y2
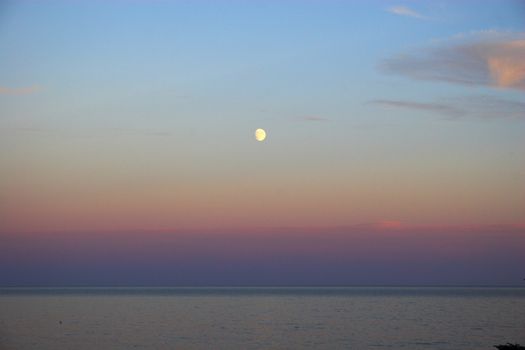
[{"x1": 1, "y1": 0, "x2": 524, "y2": 286}]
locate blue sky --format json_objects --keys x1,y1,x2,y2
[
  {"x1": 0, "y1": 0, "x2": 524, "y2": 285},
  {"x1": 1, "y1": 0, "x2": 524, "y2": 229}
]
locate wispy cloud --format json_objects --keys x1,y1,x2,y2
[
  {"x1": 387, "y1": 6, "x2": 427, "y2": 20},
  {"x1": 370, "y1": 99, "x2": 464, "y2": 118},
  {"x1": 370, "y1": 96, "x2": 525, "y2": 120},
  {"x1": 0, "y1": 85, "x2": 40, "y2": 95},
  {"x1": 294, "y1": 115, "x2": 330, "y2": 122},
  {"x1": 5, "y1": 127, "x2": 172, "y2": 137},
  {"x1": 381, "y1": 31, "x2": 525, "y2": 91},
  {"x1": 373, "y1": 221, "x2": 403, "y2": 229},
  {"x1": 452, "y1": 95, "x2": 525, "y2": 119}
]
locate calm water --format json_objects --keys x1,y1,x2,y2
[{"x1": 1, "y1": 287, "x2": 524, "y2": 349}]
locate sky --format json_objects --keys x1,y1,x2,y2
[{"x1": 0, "y1": 0, "x2": 524, "y2": 286}]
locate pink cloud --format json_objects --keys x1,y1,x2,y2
[
  {"x1": 381, "y1": 31, "x2": 525, "y2": 91},
  {"x1": 487, "y1": 39, "x2": 525, "y2": 89},
  {"x1": 375, "y1": 220, "x2": 403, "y2": 229}
]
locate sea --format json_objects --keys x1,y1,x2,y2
[{"x1": 0, "y1": 287, "x2": 524, "y2": 350}]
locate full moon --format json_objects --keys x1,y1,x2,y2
[{"x1": 255, "y1": 128, "x2": 266, "y2": 142}]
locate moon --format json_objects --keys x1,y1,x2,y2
[{"x1": 255, "y1": 128, "x2": 266, "y2": 142}]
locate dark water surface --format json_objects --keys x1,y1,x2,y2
[{"x1": 1, "y1": 287, "x2": 524, "y2": 349}]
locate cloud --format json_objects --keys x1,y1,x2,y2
[
  {"x1": 487, "y1": 39, "x2": 525, "y2": 88},
  {"x1": 370, "y1": 99, "x2": 465, "y2": 118},
  {"x1": 295, "y1": 115, "x2": 330, "y2": 122},
  {"x1": 370, "y1": 96, "x2": 525, "y2": 120},
  {"x1": 0, "y1": 85, "x2": 40, "y2": 95},
  {"x1": 452, "y1": 95, "x2": 525, "y2": 119},
  {"x1": 6, "y1": 127, "x2": 172, "y2": 137},
  {"x1": 381, "y1": 31, "x2": 525, "y2": 91},
  {"x1": 375, "y1": 221, "x2": 403, "y2": 229},
  {"x1": 387, "y1": 6, "x2": 427, "y2": 20}
]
